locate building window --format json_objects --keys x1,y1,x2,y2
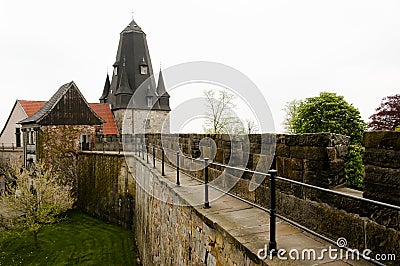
[
  {"x1": 32, "y1": 131, "x2": 36, "y2": 145},
  {"x1": 113, "y1": 66, "x2": 118, "y2": 76},
  {"x1": 140, "y1": 65, "x2": 148, "y2": 75},
  {"x1": 15, "y1": 128, "x2": 21, "y2": 147},
  {"x1": 27, "y1": 130, "x2": 35, "y2": 145},
  {"x1": 80, "y1": 134, "x2": 90, "y2": 151}
]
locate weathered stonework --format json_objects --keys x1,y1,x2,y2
[
  {"x1": 0, "y1": 149, "x2": 23, "y2": 166},
  {"x1": 114, "y1": 109, "x2": 170, "y2": 134},
  {"x1": 363, "y1": 131, "x2": 400, "y2": 206},
  {"x1": 275, "y1": 133, "x2": 350, "y2": 189},
  {"x1": 37, "y1": 125, "x2": 98, "y2": 191},
  {"x1": 77, "y1": 152, "x2": 135, "y2": 229},
  {"x1": 132, "y1": 155, "x2": 265, "y2": 266}
]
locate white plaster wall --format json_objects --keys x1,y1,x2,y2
[{"x1": 0, "y1": 102, "x2": 26, "y2": 147}]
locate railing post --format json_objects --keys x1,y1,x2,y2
[
  {"x1": 142, "y1": 143, "x2": 145, "y2": 160},
  {"x1": 162, "y1": 148, "x2": 165, "y2": 176},
  {"x1": 268, "y1": 169, "x2": 277, "y2": 255},
  {"x1": 204, "y1": 158, "x2": 210, "y2": 208},
  {"x1": 153, "y1": 145, "x2": 156, "y2": 168},
  {"x1": 176, "y1": 152, "x2": 180, "y2": 186}
]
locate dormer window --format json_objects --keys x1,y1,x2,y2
[
  {"x1": 113, "y1": 66, "x2": 118, "y2": 76},
  {"x1": 147, "y1": 96, "x2": 153, "y2": 107},
  {"x1": 140, "y1": 64, "x2": 148, "y2": 75}
]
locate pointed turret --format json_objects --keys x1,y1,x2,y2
[
  {"x1": 156, "y1": 70, "x2": 170, "y2": 111},
  {"x1": 100, "y1": 18, "x2": 171, "y2": 134},
  {"x1": 99, "y1": 74, "x2": 111, "y2": 103},
  {"x1": 104, "y1": 18, "x2": 157, "y2": 110}
]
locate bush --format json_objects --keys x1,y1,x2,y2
[{"x1": 345, "y1": 145, "x2": 364, "y2": 190}]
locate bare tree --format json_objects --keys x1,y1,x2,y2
[
  {"x1": 243, "y1": 119, "x2": 259, "y2": 134},
  {"x1": 203, "y1": 89, "x2": 241, "y2": 134}
]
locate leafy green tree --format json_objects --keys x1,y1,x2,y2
[
  {"x1": 291, "y1": 92, "x2": 366, "y2": 144},
  {"x1": 0, "y1": 162, "x2": 75, "y2": 249},
  {"x1": 288, "y1": 92, "x2": 366, "y2": 189}
]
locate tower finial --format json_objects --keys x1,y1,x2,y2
[{"x1": 131, "y1": 12, "x2": 134, "y2": 20}]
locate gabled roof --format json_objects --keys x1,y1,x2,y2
[
  {"x1": 20, "y1": 81, "x2": 104, "y2": 125},
  {"x1": 18, "y1": 100, "x2": 47, "y2": 116},
  {"x1": 89, "y1": 103, "x2": 118, "y2": 134}
]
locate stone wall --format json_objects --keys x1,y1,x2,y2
[
  {"x1": 275, "y1": 133, "x2": 349, "y2": 189},
  {"x1": 77, "y1": 152, "x2": 135, "y2": 229},
  {"x1": 254, "y1": 179, "x2": 400, "y2": 259},
  {"x1": 78, "y1": 134, "x2": 400, "y2": 265},
  {"x1": 0, "y1": 149, "x2": 23, "y2": 166},
  {"x1": 132, "y1": 154, "x2": 264, "y2": 266},
  {"x1": 363, "y1": 131, "x2": 400, "y2": 206},
  {"x1": 113, "y1": 109, "x2": 170, "y2": 134}
]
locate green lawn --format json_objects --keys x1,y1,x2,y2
[{"x1": 0, "y1": 210, "x2": 137, "y2": 265}]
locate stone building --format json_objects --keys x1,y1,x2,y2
[
  {"x1": 99, "y1": 18, "x2": 170, "y2": 134},
  {"x1": 18, "y1": 81, "x2": 117, "y2": 167}
]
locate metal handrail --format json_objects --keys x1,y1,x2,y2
[{"x1": 133, "y1": 142, "x2": 395, "y2": 265}]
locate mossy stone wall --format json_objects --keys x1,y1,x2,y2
[{"x1": 77, "y1": 152, "x2": 135, "y2": 229}]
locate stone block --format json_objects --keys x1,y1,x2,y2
[
  {"x1": 275, "y1": 143, "x2": 290, "y2": 157},
  {"x1": 363, "y1": 130, "x2": 400, "y2": 150},
  {"x1": 363, "y1": 148, "x2": 400, "y2": 168},
  {"x1": 290, "y1": 146, "x2": 329, "y2": 160},
  {"x1": 284, "y1": 133, "x2": 349, "y2": 147},
  {"x1": 366, "y1": 221, "x2": 400, "y2": 259}
]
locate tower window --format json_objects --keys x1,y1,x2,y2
[
  {"x1": 140, "y1": 65, "x2": 148, "y2": 75},
  {"x1": 113, "y1": 66, "x2": 118, "y2": 76},
  {"x1": 147, "y1": 97, "x2": 153, "y2": 107}
]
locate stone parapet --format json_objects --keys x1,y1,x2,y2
[{"x1": 363, "y1": 131, "x2": 400, "y2": 206}]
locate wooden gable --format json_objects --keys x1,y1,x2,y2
[{"x1": 39, "y1": 84, "x2": 102, "y2": 126}]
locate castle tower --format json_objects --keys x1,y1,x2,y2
[{"x1": 100, "y1": 18, "x2": 170, "y2": 134}]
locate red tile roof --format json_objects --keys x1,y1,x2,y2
[
  {"x1": 89, "y1": 103, "x2": 119, "y2": 134},
  {"x1": 18, "y1": 100, "x2": 118, "y2": 135},
  {"x1": 18, "y1": 100, "x2": 46, "y2": 116}
]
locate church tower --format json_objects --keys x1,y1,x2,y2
[{"x1": 100, "y1": 18, "x2": 170, "y2": 134}]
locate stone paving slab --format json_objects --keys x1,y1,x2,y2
[{"x1": 149, "y1": 157, "x2": 373, "y2": 266}]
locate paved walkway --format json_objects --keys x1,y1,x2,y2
[{"x1": 144, "y1": 154, "x2": 373, "y2": 266}]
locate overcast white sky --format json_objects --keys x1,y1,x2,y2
[{"x1": 1, "y1": 0, "x2": 400, "y2": 133}]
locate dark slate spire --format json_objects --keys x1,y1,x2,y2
[
  {"x1": 156, "y1": 69, "x2": 169, "y2": 97},
  {"x1": 99, "y1": 73, "x2": 111, "y2": 103},
  {"x1": 105, "y1": 18, "x2": 158, "y2": 110},
  {"x1": 156, "y1": 69, "x2": 170, "y2": 111}
]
